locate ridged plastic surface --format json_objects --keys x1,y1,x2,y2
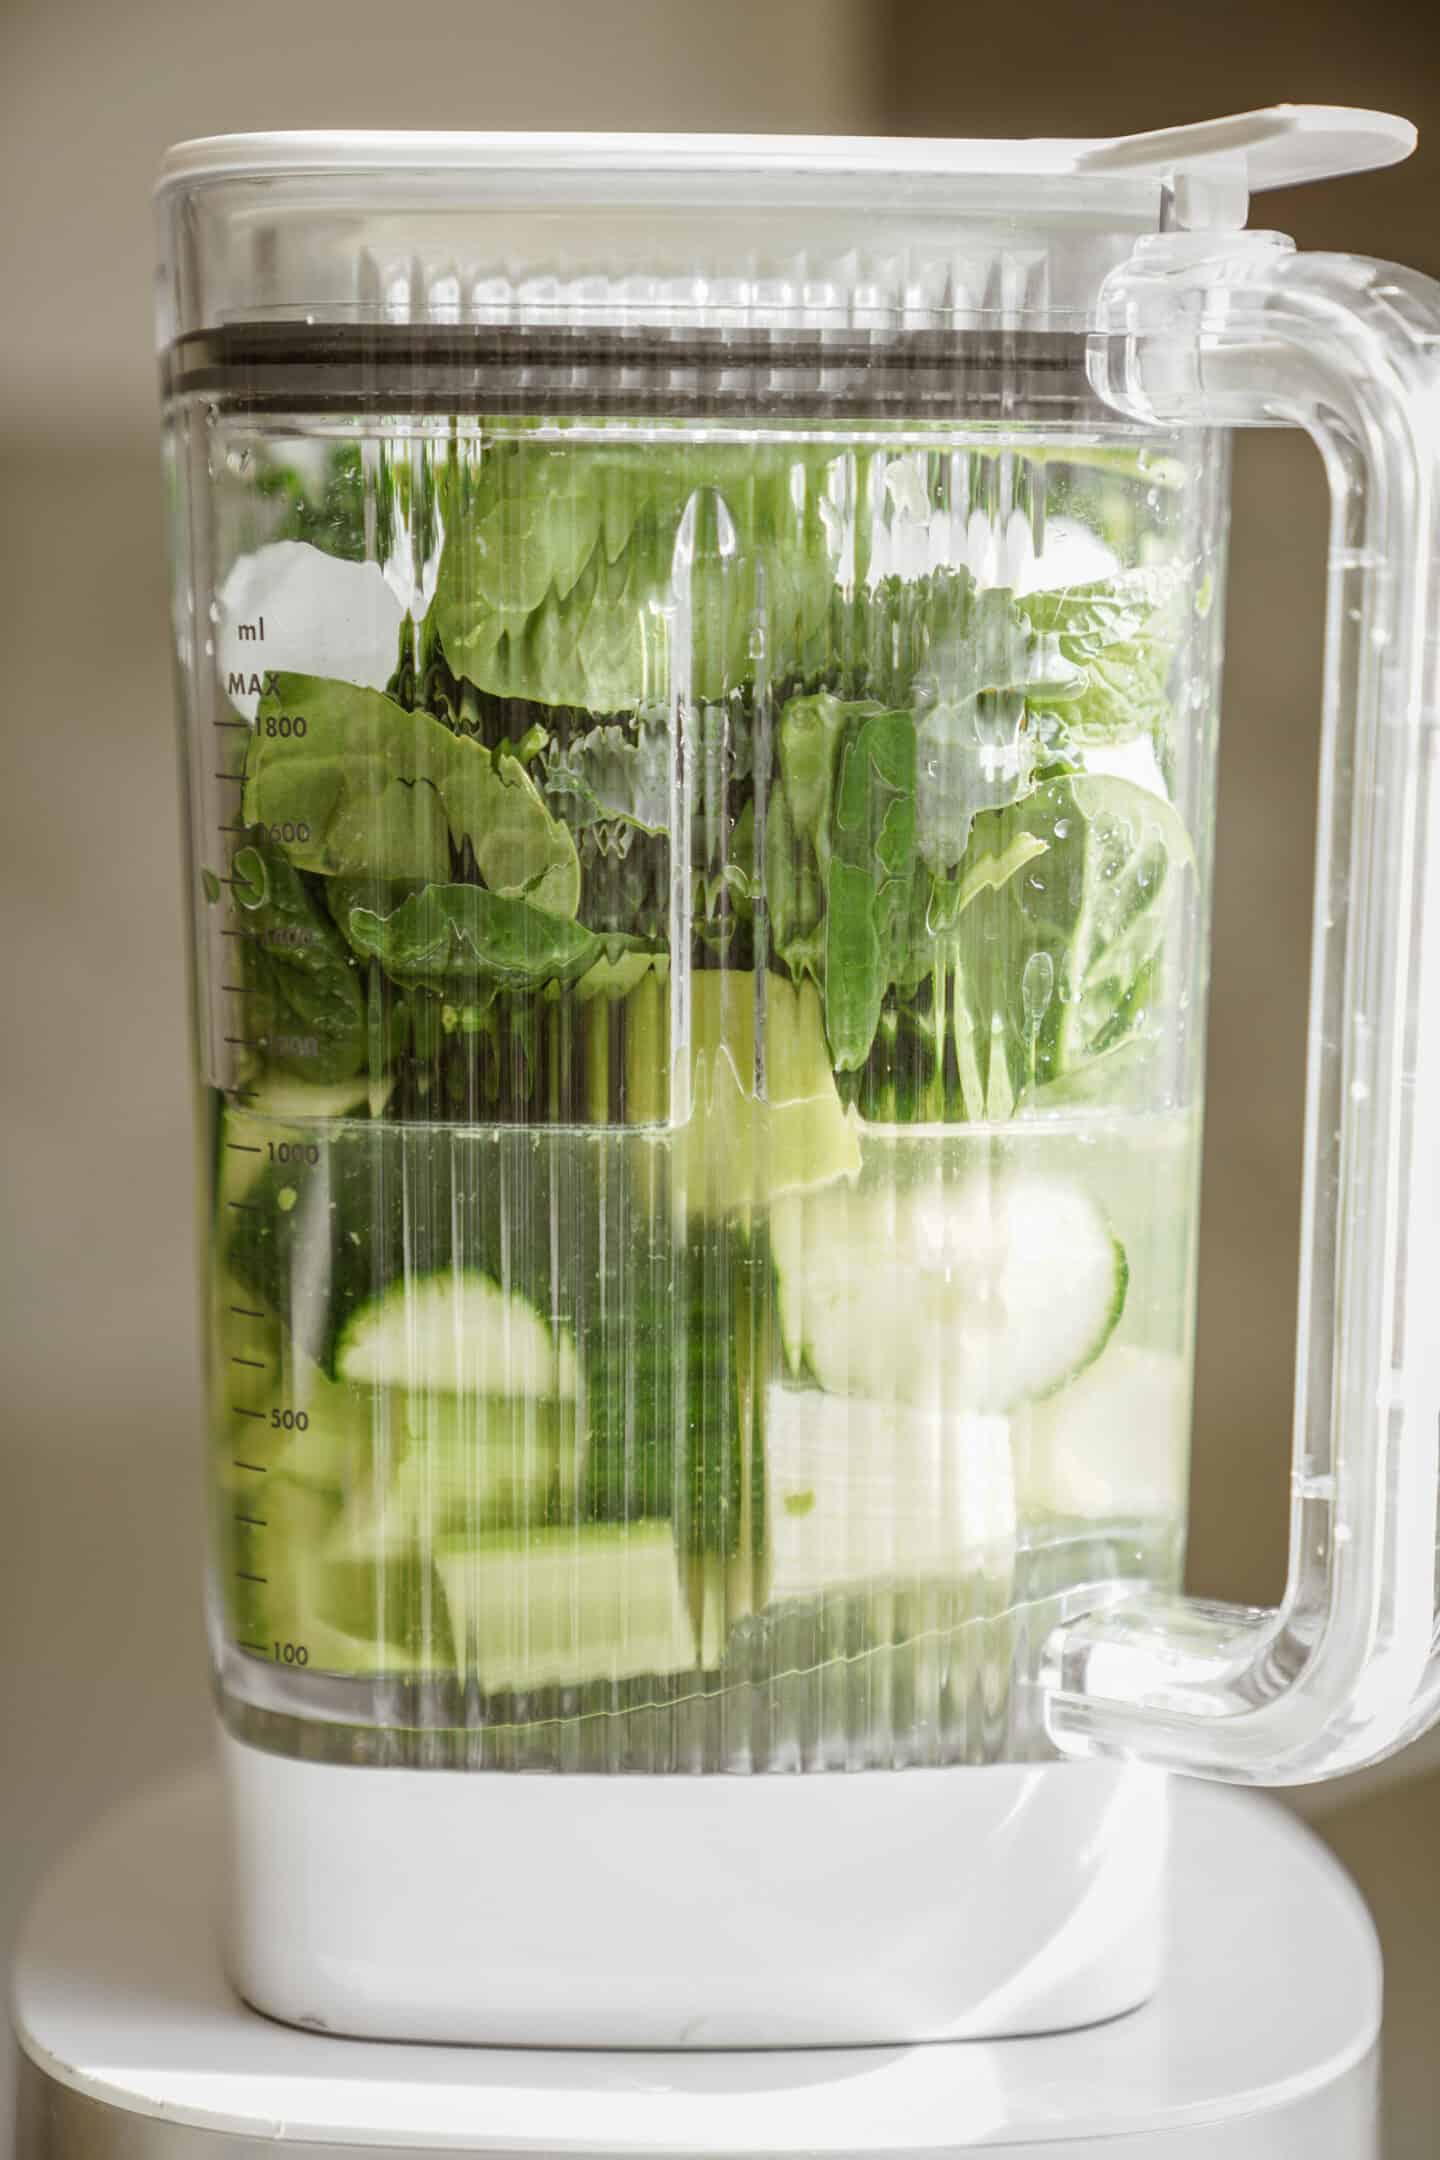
[{"x1": 160, "y1": 320, "x2": 1221, "y2": 1771}]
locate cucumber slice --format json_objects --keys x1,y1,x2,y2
[
  {"x1": 1013, "y1": 1345, "x2": 1190, "y2": 1522},
  {"x1": 771, "y1": 1169, "x2": 1126, "y2": 1413},
  {"x1": 434, "y1": 1524, "x2": 697, "y2": 1693},
  {"x1": 765, "y1": 1386, "x2": 1015, "y2": 1600},
  {"x1": 228, "y1": 1125, "x2": 580, "y2": 1384},
  {"x1": 335, "y1": 1271, "x2": 578, "y2": 1400}
]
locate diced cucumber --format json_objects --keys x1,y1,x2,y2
[
  {"x1": 434, "y1": 1524, "x2": 698, "y2": 1692},
  {"x1": 266, "y1": 1397, "x2": 583, "y2": 1679},
  {"x1": 289, "y1": 1535, "x2": 453, "y2": 1675},
  {"x1": 770, "y1": 1169, "x2": 1126, "y2": 1413},
  {"x1": 1013, "y1": 1345, "x2": 1190, "y2": 1522},
  {"x1": 238, "y1": 1073, "x2": 386, "y2": 1122},
  {"x1": 332, "y1": 1396, "x2": 579, "y2": 1550},
  {"x1": 764, "y1": 1386, "x2": 1015, "y2": 1600},
  {"x1": 269, "y1": 1364, "x2": 383, "y2": 1491},
  {"x1": 224, "y1": 1477, "x2": 346, "y2": 1658},
  {"x1": 334, "y1": 1272, "x2": 578, "y2": 1399},
  {"x1": 626, "y1": 970, "x2": 861, "y2": 1217}
]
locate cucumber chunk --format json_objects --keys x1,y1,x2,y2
[
  {"x1": 771, "y1": 1168, "x2": 1126, "y2": 1413},
  {"x1": 1013, "y1": 1345, "x2": 1190, "y2": 1522},
  {"x1": 237, "y1": 1073, "x2": 385, "y2": 1122},
  {"x1": 765, "y1": 1386, "x2": 1015, "y2": 1600},
  {"x1": 626, "y1": 970, "x2": 861, "y2": 1218},
  {"x1": 334, "y1": 1270, "x2": 578, "y2": 1400},
  {"x1": 434, "y1": 1524, "x2": 698, "y2": 1693},
  {"x1": 333, "y1": 1395, "x2": 579, "y2": 1549},
  {"x1": 293, "y1": 1535, "x2": 452, "y2": 1675}
]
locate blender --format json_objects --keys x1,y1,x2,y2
[{"x1": 140, "y1": 104, "x2": 1439, "y2": 2053}]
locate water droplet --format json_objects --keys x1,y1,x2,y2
[
  {"x1": 225, "y1": 445, "x2": 252, "y2": 477},
  {"x1": 1022, "y1": 950, "x2": 1054, "y2": 1026}
]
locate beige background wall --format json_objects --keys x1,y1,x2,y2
[{"x1": 3, "y1": 1, "x2": 1439, "y2": 2152}]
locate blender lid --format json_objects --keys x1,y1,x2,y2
[
  {"x1": 154, "y1": 104, "x2": 1416, "y2": 354},
  {"x1": 157, "y1": 104, "x2": 1415, "y2": 199}
]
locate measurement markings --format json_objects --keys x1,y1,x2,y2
[
  {"x1": 230, "y1": 1356, "x2": 266, "y2": 1370},
  {"x1": 233, "y1": 1407, "x2": 267, "y2": 1423},
  {"x1": 236, "y1": 1570, "x2": 269, "y2": 1585},
  {"x1": 213, "y1": 772, "x2": 246, "y2": 782},
  {"x1": 223, "y1": 1036, "x2": 266, "y2": 1049},
  {"x1": 220, "y1": 985, "x2": 249, "y2": 994},
  {"x1": 234, "y1": 1515, "x2": 268, "y2": 1529},
  {"x1": 232, "y1": 1459, "x2": 268, "y2": 1473},
  {"x1": 225, "y1": 1140, "x2": 263, "y2": 1153},
  {"x1": 230, "y1": 1306, "x2": 266, "y2": 1320},
  {"x1": 213, "y1": 719, "x2": 251, "y2": 729},
  {"x1": 237, "y1": 1641, "x2": 269, "y2": 1654}
]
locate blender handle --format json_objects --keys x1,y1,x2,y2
[{"x1": 1044, "y1": 237, "x2": 1440, "y2": 1784}]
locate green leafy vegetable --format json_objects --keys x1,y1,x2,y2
[
  {"x1": 245, "y1": 673, "x2": 580, "y2": 914},
  {"x1": 256, "y1": 444, "x2": 367, "y2": 560},
  {"x1": 1019, "y1": 573, "x2": 1177, "y2": 744},
  {"x1": 231, "y1": 844, "x2": 368, "y2": 1081},
  {"x1": 348, "y1": 884, "x2": 601, "y2": 995},
  {"x1": 541, "y1": 721, "x2": 670, "y2": 833},
  {"x1": 944, "y1": 771, "x2": 1195, "y2": 1117},
  {"x1": 825, "y1": 710, "x2": 921, "y2": 1072},
  {"x1": 432, "y1": 440, "x2": 839, "y2": 711}
]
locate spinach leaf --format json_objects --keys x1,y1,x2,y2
[
  {"x1": 347, "y1": 884, "x2": 601, "y2": 996},
  {"x1": 1018, "y1": 572, "x2": 1176, "y2": 744},
  {"x1": 946, "y1": 771, "x2": 1194, "y2": 1116},
  {"x1": 778, "y1": 692, "x2": 860, "y2": 867},
  {"x1": 824, "y1": 709, "x2": 920, "y2": 1071},
  {"x1": 433, "y1": 440, "x2": 839, "y2": 711},
  {"x1": 256, "y1": 444, "x2": 367, "y2": 561},
  {"x1": 231, "y1": 844, "x2": 368, "y2": 1081},
  {"x1": 245, "y1": 673, "x2": 580, "y2": 915},
  {"x1": 541, "y1": 720, "x2": 670, "y2": 834}
]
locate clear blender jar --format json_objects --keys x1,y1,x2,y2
[{"x1": 156, "y1": 108, "x2": 1440, "y2": 2045}]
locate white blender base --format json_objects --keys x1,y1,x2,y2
[
  {"x1": 221, "y1": 1731, "x2": 1168, "y2": 2046},
  {"x1": 11, "y1": 1764, "x2": 1381, "y2": 2157}
]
